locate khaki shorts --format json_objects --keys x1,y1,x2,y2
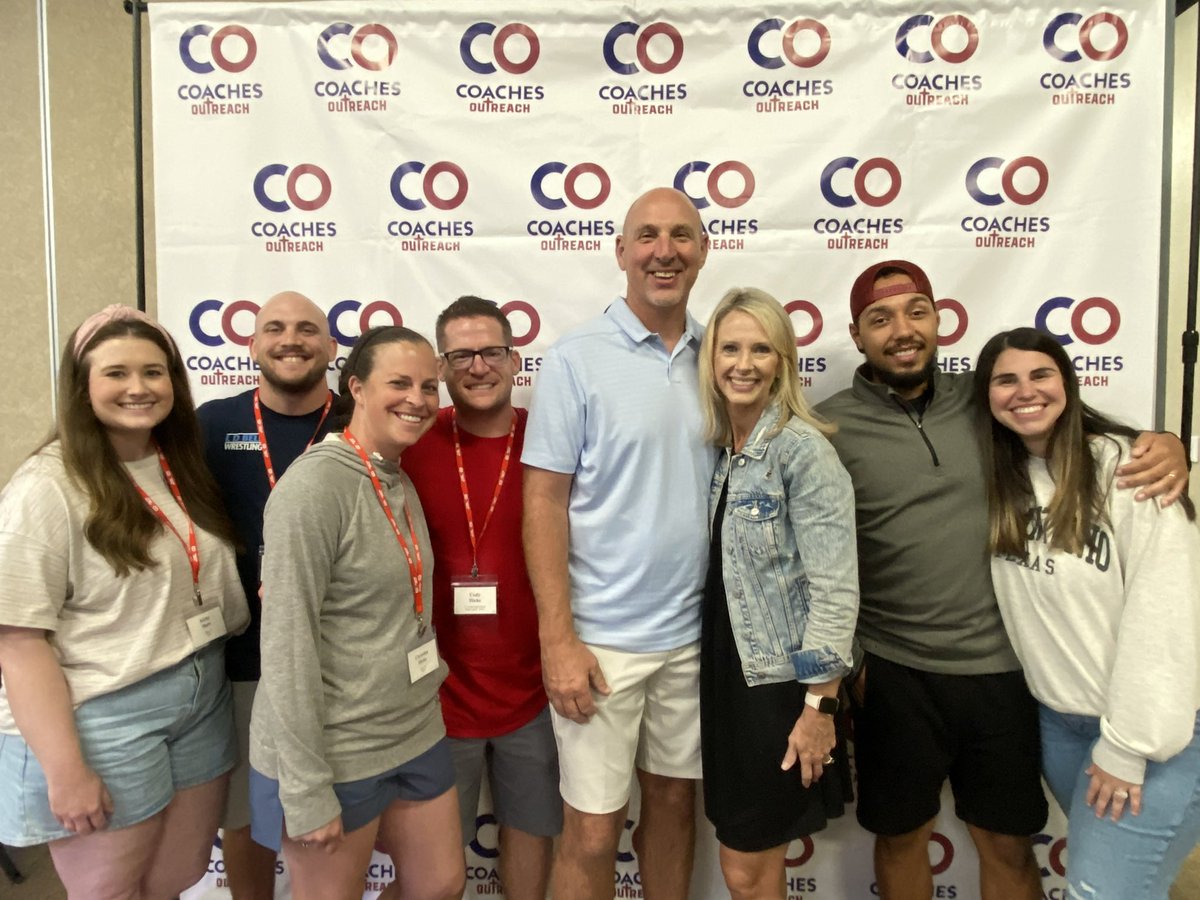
[{"x1": 550, "y1": 642, "x2": 701, "y2": 815}]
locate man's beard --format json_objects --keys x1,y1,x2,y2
[
  {"x1": 869, "y1": 353, "x2": 938, "y2": 395},
  {"x1": 261, "y1": 362, "x2": 327, "y2": 395}
]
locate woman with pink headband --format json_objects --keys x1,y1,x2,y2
[{"x1": 0, "y1": 306, "x2": 248, "y2": 898}]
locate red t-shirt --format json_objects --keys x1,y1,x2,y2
[{"x1": 401, "y1": 406, "x2": 546, "y2": 737}]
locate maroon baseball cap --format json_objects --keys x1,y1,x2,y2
[{"x1": 849, "y1": 260, "x2": 934, "y2": 322}]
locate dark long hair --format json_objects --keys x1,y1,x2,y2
[
  {"x1": 46, "y1": 317, "x2": 236, "y2": 575},
  {"x1": 333, "y1": 325, "x2": 432, "y2": 428},
  {"x1": 973, "y1": 327, "x2": 1191, "y2": 557}
]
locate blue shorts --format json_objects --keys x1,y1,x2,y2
[
  {"x1": 249, "y1": 738, "x2": 455, "y2": 852},
  {"x1": 0, "y1": 641, "x2": 236, "y2": 846}
]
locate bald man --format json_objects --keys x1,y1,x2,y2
[
  {"x1": 197, "y1": 291, "x2": 337, "y2": 900},
  {"x1": 522, "y1": 188, "x2": 712, "y2": 899}
]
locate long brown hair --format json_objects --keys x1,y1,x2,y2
[
  {"x1": 974, "y1": 327, "x2": 1192, "y2": 557},
  {"x1": 46, "y1": 317, "x2": 236, "y2": 575}
]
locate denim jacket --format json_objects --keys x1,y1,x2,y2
[{"x1": 710, "y1": 403, "x2": 859, "y2": 686}]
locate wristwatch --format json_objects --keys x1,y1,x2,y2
[{"x1": 804, "y1": 692, "x2": 840, "y2": 715}]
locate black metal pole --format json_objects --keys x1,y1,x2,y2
[
  {"x1": 126, "y1": 0, "x2": 147, "y2": 311},
  {"x1": 1182, "y1": 5, "x2": 1200, "y2": 468}
]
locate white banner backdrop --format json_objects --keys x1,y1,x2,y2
[{"x1": 148, "y1": 2, "x2": 1164, "y2": 898}]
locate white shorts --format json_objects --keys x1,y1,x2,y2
[{"x1": 551, "y1": 642, "x2": 701, "y2": 815}]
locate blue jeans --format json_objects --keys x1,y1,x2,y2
[{"x1": 1040, "y1": 705, "x2": 1200, "y2": 899}]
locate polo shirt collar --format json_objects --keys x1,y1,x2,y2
[{"x1": 607, "y1": 296, "x2": 703, "y2": 350}]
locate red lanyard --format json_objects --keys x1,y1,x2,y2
[
  {"x1": 130, "y1": 443, "x2": 202, "y2": 606},
  {"x1": 451, "y1": 410, "x2": 516, "y2": 578},
  {"x1": 253, "y1": 389, "x2": 333, "y2": 489},
  {"x1": 342, "y1": 429, "x2": 426, "y2": 630}
]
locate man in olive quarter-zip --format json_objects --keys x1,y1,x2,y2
[{"x1": 816, "y1": 259, "x2": 1187, "y2": 900}]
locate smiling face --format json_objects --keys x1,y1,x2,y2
[
  {"x1": 439, "y1": 315, "x2": 519, "y2": 417},
  {"x1": 348, "y1": 340, "x2": 440, "y2": 459},
  {"x1": 615, "y1": 188, "x2": 709, "y2": 323},
  {"x1": 987, "y1": 347, "x2": 1067, "y2": 457},
  {"x1": 713, "y1": 310, "x2": 780, "y2": 426},
  {"x1": 86, "y1": 336, "x2": 174, "y2": 458},
  {"x1": 249, "y1": 291, "x2": 336, "y2": 396},
  {"x1": 849, "y1": 272, "x2": 940, "y2": 399}
]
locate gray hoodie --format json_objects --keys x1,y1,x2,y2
[{"x1": 249, "y1": 436, "x2": 447, "y2": 838}]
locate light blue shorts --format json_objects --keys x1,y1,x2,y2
[{"x1": 0, "y1": 641, "x2": 236, "y2": 846}]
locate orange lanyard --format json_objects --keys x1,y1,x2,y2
[
  {"x1": 130, "y1": 443, "x2": 202, "y2": 606},
  {"x1": 253, "y1": 389, "x2": 333, "y2": 488},
  {"x1": 451, "y1": 410, "x2": 516, "y2": 578},
  {"x1": 342, "y1": 429, "x2": 426, "y2": 630}
]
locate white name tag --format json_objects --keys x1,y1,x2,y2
[
  {"x1": 408, "y1": 637, "x2": 440, "y2": 683},
  {"x1": 452, "y1": 577, "x2": 498, "y2": 615},
  {"x1": 186, "y1": 606, "x2": 228, "y2": 649}
]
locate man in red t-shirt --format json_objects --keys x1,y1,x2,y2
[{"x1": 401, "y1": 296, "x2": 560, "y2": 900}]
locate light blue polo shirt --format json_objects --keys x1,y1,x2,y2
[{"x1": 522, "y1": 297, "x2": 715, "y2": 652}]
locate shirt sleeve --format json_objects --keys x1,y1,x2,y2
[
  {"x1": 0, "y1": 464, "x2": 73, "y2": 632},
  {"x1": 1092, "y1": 449, "x2": 1200, "y2": 784},
  {"x1": 257, "y1": 462, "x2": 342, "y2": 835},
  {"x1": 521, "y1": 344, "x2": 586, "y2": 475}
]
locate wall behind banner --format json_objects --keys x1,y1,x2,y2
[{"x1": 2, "y1": 2, "x2": 1200, "y2": 898}]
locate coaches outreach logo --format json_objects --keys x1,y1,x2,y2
[
  {"x1": 1039, "y1": 12, "x2": 1131, "y2": 105},
  {"x1": 456, "y1": 22, "x2": 545, "y2": 113},
  {"x1": 1036, "y1": 295, "x2": 1123, "y2": 386},
  {"x1": 313, "y1": 23, "x2": 400, "y2": 113},
  {"x1": 814, "y1": 157, "x2": 903, "y2": 251},
  {"x1": 598, "y1": 21, "x2": 687, "y2": 115},
  {"x1": 674, "y1": 161, "x2": 757, "y2": 252},
  {"x1": 936, "y1": 298, "x2": 973, "y2": 374},
  {"x1": 385, "y1": 161, "x2": 473, "y2": 252},
  {"x1": 176, "y1": 24, "x2": 262, "y2": 116},
  {"x1": 528, "y1": 162, "x2": 616, "y2": 252},
  {"x1": 961, "y1": 156, "x2": 1050, "y2": 250},
  {"x1": 744, "y1": 18, "x2": 833, "y2": 113},
  {"x1": 251, "y1": 164, "x2": 335, "y2": 253},
  {"x1": 891, "y1": 14, "x2": 982, "y2": 106}
]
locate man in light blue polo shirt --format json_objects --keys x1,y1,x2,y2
[{"x1": 522, "y1": 187, "x2": 713, "y2": 900}]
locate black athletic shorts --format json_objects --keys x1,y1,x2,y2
[{"x1": 851, "y1": 652, "x2": 1048, "y2": 837}]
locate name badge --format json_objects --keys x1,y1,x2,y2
[
  {"x1": 186, "y1": 606, "x2": 228, "y2": 649},
  {"x1": 408, "y1": 636, "x2": 440, "y2": 683},
  {"x1": 452, "y1": 575, "x2": 498, "y2": 615}
]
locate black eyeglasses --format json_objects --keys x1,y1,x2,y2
[{"x1": 441, "y1": 346, "x2": 512, "y2": 370}]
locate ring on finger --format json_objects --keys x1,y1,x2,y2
[
  {"x1": 1113, "y1": 789, "x2": 1129, "y2": 800},
  {"x1": 823, "y1": 754, "x2": 834, "y2": 765}
]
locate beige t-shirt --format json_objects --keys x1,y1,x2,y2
[{"x1": 0, "y1": 444, "x2": 248, "y2": 733}]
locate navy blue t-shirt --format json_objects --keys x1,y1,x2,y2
[{"x1": 197, "y1": 387, "x2": 335, "y2": 681}]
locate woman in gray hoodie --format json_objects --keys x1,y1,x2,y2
[{"x1": 248, "y1": 326, "x2": 465, "y2": 900}]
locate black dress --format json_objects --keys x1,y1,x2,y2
[{"x1": 700, "y1": 479, "x2": 851, "y2": 853}]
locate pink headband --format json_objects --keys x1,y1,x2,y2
[{"x1": 72, "y1": 305, "x2": 173, "y2": 361}]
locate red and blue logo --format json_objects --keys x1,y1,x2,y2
[
  {"x1": 603, "y1": 21, "x2": 684, "y2": 74},
  {"x1": 896, "y1": 14, "x2": 979, "y2": 63},
  {"x1": 748, "y1": 18, "x2": 831, "y2": 69},
  {"x1": 460, "y1": 23, "x2": 540, "y2": 74},
  {"x1": 1044, "y1": 12, "x2": 1127, "y2": 62},
  {"x1": 390, "y1": 162, "x2": 469, "y2": 211},
  {"x1": 820, "y1": 157, "x2": 901, "y2": 208},
  {"x1": 531, "y1": 162, "x2": 611, "y2": 211},
  {"x1": 1036, "y1": 296, "x2": 1120, "y2": 345},
  {"x1": 966, "y1": 157, "x2": 1049, "y2": 206},
  {"x1": 317, "y1": 23, "x2": 398, "y2": 70},
  {"x1": 179, "y1": 24, "x2": 256, "y2": 74},
  {"x1": 253, "y1": 164, "x2": 331, "y2": 213},
  {"x1": 674, "y1": 161, "x2": 755, "y2": 210}
]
